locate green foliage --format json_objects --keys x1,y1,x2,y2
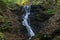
[
  {"x1": 0, "y1": 32, "x2": 5, "y2": 40},
  {"x1": 32, "y1": 0, "x2": 43, "y2": 5},
  {"x1": 0, "y1": 0, "x2": 7, "y2": 10},
  {"x1": 57, "y1": 0, "x2": 60, "y2": 5},
  {"x1": 0, "y1": 15, "x2": 12, "y2": 32},
  {"x1": 0, "y1": 0, "x2": 18, "y2": 10},
  {"x1": 0, "y1": 15, "x2": 10, "y2": 22},
  {"x1": 47, "y1": 8, "x2": 56, "y2": 14},
  {"x1": 2, "y1": 0, "x2": 29, "y2": 6},
  {"x1": 0, "y1": 32, "x2": 5, "y2": 38}
]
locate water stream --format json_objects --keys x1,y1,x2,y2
[{"x1": 22, "y1": 5, "x2": 35, "y2": 40}]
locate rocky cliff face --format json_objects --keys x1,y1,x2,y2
[
  {"x1": 9, "y1": 5, "x2": 53, "y2": 40},
  {"x1": 30, "y1": 5, "x2": 53, "y2": 34},
  {"x1": 15, "y1": 5, "x2": 53, "y2": 40}
]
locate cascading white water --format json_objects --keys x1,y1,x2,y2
[{"x1": 22, "y1": 5, "x2": 35, "y2": 39}]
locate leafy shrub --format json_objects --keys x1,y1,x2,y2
[{"x1": 47, "y1": 8, "x2": 56, "y2": 14}]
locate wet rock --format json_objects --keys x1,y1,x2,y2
[
  {"x1": 10, "y1": 5, "x2": 53, "y2": 40},
  {"x1": 29, "y1": 5, "x2": 53, "y2": 34}
]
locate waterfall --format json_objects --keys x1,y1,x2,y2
[{"x1": 22, "y1": 5, "x2": 35, "y2": 40}]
